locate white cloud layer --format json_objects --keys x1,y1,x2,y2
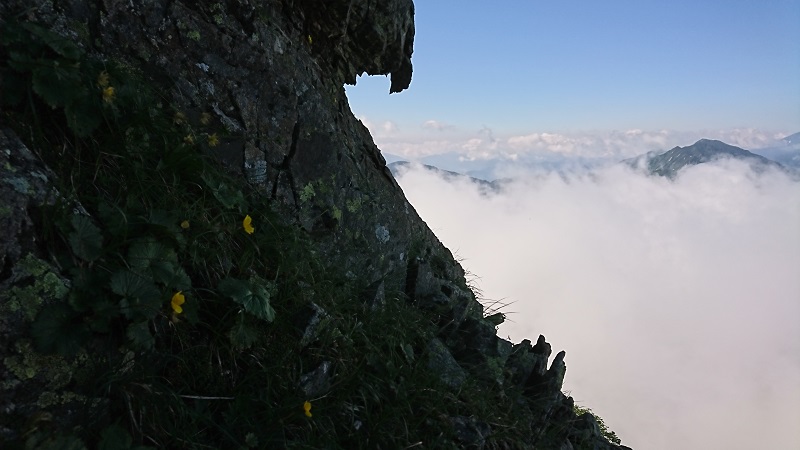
[
  {"x1": 382, "y1": 120, "x2": 398, "y2": 134},
  {"x1": 394, "y1": 160, "x2": 800, "y2": 450},
  {"x1": 361, "y1": 122, "x2": 792, "y2": 165},
  {"x1": 422, "y1": 119, "x2": 454, "y2": 131},
  {"x1": 357, "y1": 115, "x2": 398, "y2": 138}
]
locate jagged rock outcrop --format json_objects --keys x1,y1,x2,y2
[{"x1": 1, "y1": 1, "x2": 629, "y2": 448}]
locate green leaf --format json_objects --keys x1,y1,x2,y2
[
  {"x1": 67, "y1": 268, "x2": 109, "y2": 312},
  {"x1": 68, "y1": 215, "x2": 103, "y2": 261},
  {"x1": 127, "y1": 239, "x2": 171, "y2": 270},
  {"x1": 98, "y1": 202, "x2": 129, "y2": 237},
  {"x1": 86, "y1": 299, "x2": 119, "y2": 332},
  {"x1": 6, "y1": 50, "x2": 41, "y2": 71},
  {"x1": 23, "y1": 22, "x2": 83, "y2": 59},
  {"x1": 228, "y1": 317, "x2": 260, "y2": 349},
  {"x1": 201, "y1": 172, "x2": 245, "y2": 209},
  {"x1": 146, "y1": 209, "x2": 179, "y2": 231},
  {"x1": 32, "y1": 60, "x2": 84, "y2": 108},
  {"x1": 126, "y1": 321, "x2": 154, "y2": 350},
  {"x1": 246, "y1": 279, "x2": 276, "y2": 322},
  {"x1": 31, "y1": 303, "x2": 89, "y2": 357},
  {"x1": 217, "y1": 277, "x2": 249, "y2": 299},
  {"x1": 64, "y1": 95, "x2": 103, "y2": 137},
  {"x1": 110, "y1": 270, "x2": 161, "y2": 319},
  {"x1": 218, "y1": 277, "x2": 276, "y2": 322},
  {"x1": 151, "y1": 262, "x2": 191, "y2": 291},
  {"x1": 1, "y1": 21, "x2": 27, "y2": 47},
  {"x1": 127, "y1": 239, "x2": 191, "y2": 290},
  {"x1": 110, "y1": 270, "x2": 158, "y2": 298}
]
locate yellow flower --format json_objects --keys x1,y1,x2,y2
[
  {"x1": 180, "y1": 220, "x2": 190, "y2": 229},
  {"x1": 199, "y1": 112, "x2": 212, "y2": 125},
  {"x1": 207, "y1": 133, "x2": 219, "y2": 147},
  {"x1": 243, "y1": 215, "x2": 255, "y2": 234},
  {"x1": 171, "y1": 291, "x2": 186, "y2": 314},
  {"x1": 303, "y1": 401, "x2": 312, "y2": 417},
  {"x1": 97, "y1": 70, "x2": 110, "y2": 88},
  {"x1": 184, "y1": 134, "x2": 195, "y2": 145},
  {"x1": 102, "y1": 86, "x2": 115, "y2": 103},
  {"x1": 307, "y1": 35, "x2": 312, "y2": 45}
]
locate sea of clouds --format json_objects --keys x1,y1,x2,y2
[
  {"x1": 393, "y1": 158, "x2": 800, "y2": 450},
  {"x1": 359, "y1": 117, "x2": 791, "y2": 165}
]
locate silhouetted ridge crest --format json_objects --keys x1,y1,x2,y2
[{"x1": 624, "y1": 138, "x2": 784, "y2": 178}]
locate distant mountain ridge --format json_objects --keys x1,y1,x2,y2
[
  {"x1": 781, "y1": 131, "x2": 800, "y2": 146},
  {"x1": 751, "y1": 132, "x2": 800, "y2": 169},
  {"x1": 623, "y1": 139, "x2": 786, "y2": 179},
  {"x1": 389, "y1": 138, "x2": 794, "y2": 188},
  {"x1": 388, "y1": 160, "x2": 500, "y2": 192}
]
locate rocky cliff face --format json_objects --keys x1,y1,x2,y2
[
  {"x1": 1, "y1": 1, "x2": 628, "y2": 448},
  {"x1": 67, "y1": 0, "x2": 450, "y2": 290}
]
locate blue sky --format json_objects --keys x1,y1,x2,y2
[{"x1": 346, "y1": 0, "x2": 800, "y2": 158}]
